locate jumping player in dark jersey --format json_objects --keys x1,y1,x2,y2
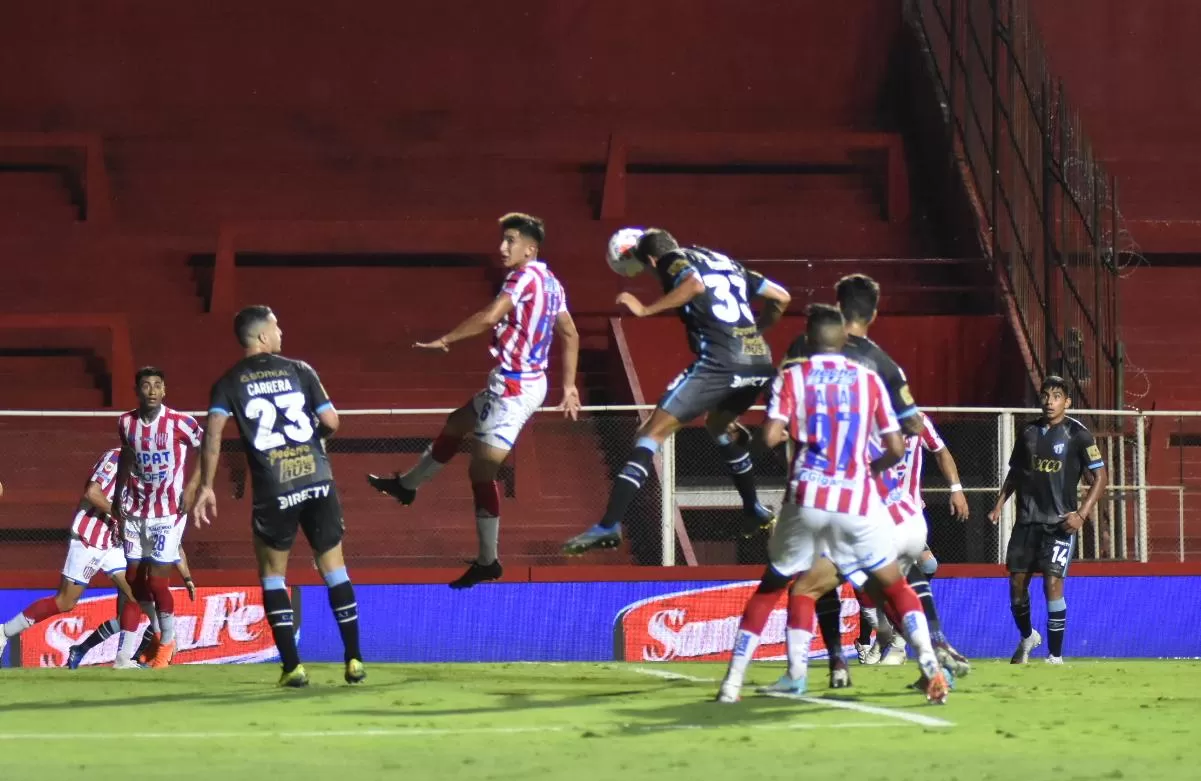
[
  {"x1": 562, "y1": 228, "x2": 791, "y2": 554},
  {"x1": 192, "y1": 305, "x2": 365, "y2": 688},
  {"x1": 989, "y1": 375, "x2": 1107, "y2": 664}
]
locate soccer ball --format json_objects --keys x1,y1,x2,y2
[{"x1": 606, "y1": 227, "x2": 646, "y2": 277}]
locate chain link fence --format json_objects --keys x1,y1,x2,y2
[{"x1": 0, "y1": 407, "x2": 1196, "y2": 570}]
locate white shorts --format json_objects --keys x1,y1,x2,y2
[
  {"x1": 62, "y1": 537, "x2": 126, "y2": 586},
  {"x1": 471, "y1": 368, "x2": 547, "y2": 452},
  {"x1": 769, "y1": 503, "x2": 896, "y2": 584},
  {"x1": 123, "y1": 515, "x2": 185, "y2": 564},
  {"x1": 885, "y1": 504, "x2": 929, "y2": 573}
]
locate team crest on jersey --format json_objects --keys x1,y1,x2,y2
[{"x1": 1053, "y1": 443, "x2": 1065, "y2": 455}]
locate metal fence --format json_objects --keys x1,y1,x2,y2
[
  {"x1": 906, "y1": 0, "x2": 1123, "y2": 410},
  {"x1": 2, "y1": 406, "x2": 1199, "y2": 569}
]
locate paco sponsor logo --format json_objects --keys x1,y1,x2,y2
[
  {"x1": 15, "y1": 587, "x2": 286, "y2": 668},
  {"x1": 613, "y1": 581, "x2": 860, "y2": 662}
]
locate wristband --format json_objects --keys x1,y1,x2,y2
[
  {"x1": 184, "y1": 577, "x2": 194, "y2": 584},
  {"x1": 949, "y1": 483, "x2": 963, "y2": 492}
]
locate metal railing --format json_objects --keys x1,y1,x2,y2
[
  {"x1": 906, "y1": 0, "x2": 1122, "y2": 409},
  {"x1": 3, "y1": 405, "x2": 1200, "y2": 566}
]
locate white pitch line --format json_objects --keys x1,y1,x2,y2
[
  {"x1": 622, "y1": 666, "x2": 954, "y2": 729},
  {"x1": 628, "y1": 666, "x2": 716, "y2": 683},
  {"x1": 761, "y1": 692, "x2": 954, "y2": 728}
]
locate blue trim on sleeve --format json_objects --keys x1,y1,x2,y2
[
  {"x1": 670, "y1": 267, "x2": 699, "y2": 287},
  {"x1": 756, "y1": 278, "x2": 769, "y2": 296},
  {"x1": 896, "y1": 407, "x2": 920, "y2": 419},
  {"x1": 314, "y1": 402, "x2": 333, "y2": 414},
  {"x1": 208, "y1": 406, "x2": 231, "y2": 416},
  {"x1": 1088, "y1": 461, "x2": 1105, "y2": 470}
]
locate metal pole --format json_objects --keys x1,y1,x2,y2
[
  {"x1": 1041, "y1": 83, "x2": 1056, "y2": 377},
  {"x1": 660, "y1": 432, "x2": 676, "y2": 566},
  {"x1": 1112, "y1": 176, "x2": 1123, "y2": 409},
  {"x1": 1180, "y1": 487, "x2": 1186, "y2": 563},
  {"x1": 1135, "y1": 413, "x2": 1148, "y2": 562},
  {"x1": 990, "y1": 0, "x2": 1001, "y2": 255},
  {"x1": 1105, "y1": 436, "x2": 1116, "y2": 558},
  {"x1": 949, "y1": 0, "x2": 959, "y2": 126},
  {"x1": 998, "y1": 411, "x2": 1015, "y2": 563}
]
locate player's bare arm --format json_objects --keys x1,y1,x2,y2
[
  {"x1": 193, "y1": 412, "x2": 229, "y2": 528},
  {"x1": 111, "y1": 445, "x2": 134, "y2": 536},
  {"x1": 176, "y1": 547, "x2": 196, "y2": 600},
  {"x1": 1063, "y1": 464, "x2": 1108, "y2": 532},
  {"x1": 754, "y1": 279, "x2": 791, "y2": 332},
  {"x1": 416, "y1": 295, "x2": 516, "y2": 352},
  {"x1": 181, "y1": 459, "x2": 202, "y2": 515},
  {"x1": 761, "y1": 416, "x2": 788, "y2": 449},
  {"x1": 988, "y1": 468, "x2": 1019, "y2": 523},
  {"x1": 617, "y1": 272, "x2": 705, "y2": 318},
  {"x1": 554, "y1": 309, "x2": 581, "y2": 420},
  {"x1": 871, "y1": 431, "x2": 906, "y2": 475},
  {"x1": 82, "y1": 480, "x2": 112, "y2": 517},
  {"x1": 933, "y1": 445, "x2": 970, "y2": 520}
]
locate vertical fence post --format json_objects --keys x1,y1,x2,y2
[
  {"x1": 998, "y1": 411, "x2": 1014, "y2": 563},
  {"x1": 1128, "y1": 413, "x2": 1148, "y2": 559},
  {"x1": 1135, "y1": 413, "x2": 1148, "y2": 562},
  {"x1": 660, "y1": 431, "x2": 677, "y2": 566},
  {"x1": 1180, "y1": 487, "x2": 1186, "y2": 563}
]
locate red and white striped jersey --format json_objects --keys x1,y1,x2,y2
[
  {"x1": 767, "y1": 354, "x2": 900, "y2": 515},
  {"x1": 117, "y1": 406, "x2": 203, "y2": 518},
  {"x1": 875, "y1": 412, "x2": 947, "y2": 524},
  {"x1": 490, "y1": 260, "x2": 568, "y2": 376},
  {"x1": 70, "y1": 448, "x2": 122, "y2": 549}
]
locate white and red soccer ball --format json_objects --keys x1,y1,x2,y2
[{"x1": 606, "y1": 227, "x2": 646, "y2": 277}]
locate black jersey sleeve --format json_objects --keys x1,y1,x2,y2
[
  {"x1": 743, "y1": 267, "x2": 769, "y2": 298},
  {"x1": 874, "y1": 353, "x2": 919, "y2": 421},
  {"x1": 297, "y1": 361, "x2": 333, "y2": 414},
  {"x1": 208, "y1": 376, "x2": 234, "y2": 418},
  {"x1": 1074, "y1": 425, "x2": 1105, "y2": 472},
  {"x1": 1008, "y1": 427, "x2": 1029, "y2": 470},
  {"x1": 662, "y1": 253, "x2": 699, "y2": 289}
]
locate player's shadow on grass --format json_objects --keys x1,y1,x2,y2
[
  {"x1": 0, "y1": 680, "x2": 410, "y2": 715},
  {"x1": 341, "y1": 683, "x2": 685, "y2": 720},
  {"x1": 610, "y1": 695, "x2": 839, "y2": 732}
]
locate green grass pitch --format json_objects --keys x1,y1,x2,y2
[{"x1": 1, "y1": 660, "x2": 1197, "y2": 780}]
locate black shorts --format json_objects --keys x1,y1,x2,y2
[
  {"x1": 252, "y1": 482, "x2": 345, "y2": 555},
  {"x1": 657, "y1": 361, "x2": 775, "y2": 423},
  {"x1": 1006, "y1": 524, "x2": 1075, "y2": 578}
]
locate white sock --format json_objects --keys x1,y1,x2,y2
[
  {"x1": 139, "y1": 601, "x2": 161, "y2": 634},
  {"x1": 785, "y1": 627, "x2": 813, "y2": 680},
  {"x1": 158, "y1": 612, "x2": 175, "y2": 645},
  {"x1": 2, "y1": 613, "x2": 34, "y2": 638},
  {"x1": 115, "y1": 630, "x2": 141, "y2": 662},
  {"x1": 724, "y1": 630, "x2": 761, "y2": 687},
  {"x1": 399, "y1": 446, "x2": 445, "y2": 490},
  {"x1": 899, "y1": 609, "x2": 938, "y2": 672},
  {"x1": 476, "y1": 513, "x2": 499, "y2": 565}
]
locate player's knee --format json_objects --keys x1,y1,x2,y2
[
  {"x1": 467, "y1": 457, "x2": 501, "y2": 483},
  {"x1": 756, "y1": 565, "x2": 791, "y2": 593}
]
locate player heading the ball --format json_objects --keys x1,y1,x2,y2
[{"x1": 563, "y1": 227, "x2": 791, "y2": 555}]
